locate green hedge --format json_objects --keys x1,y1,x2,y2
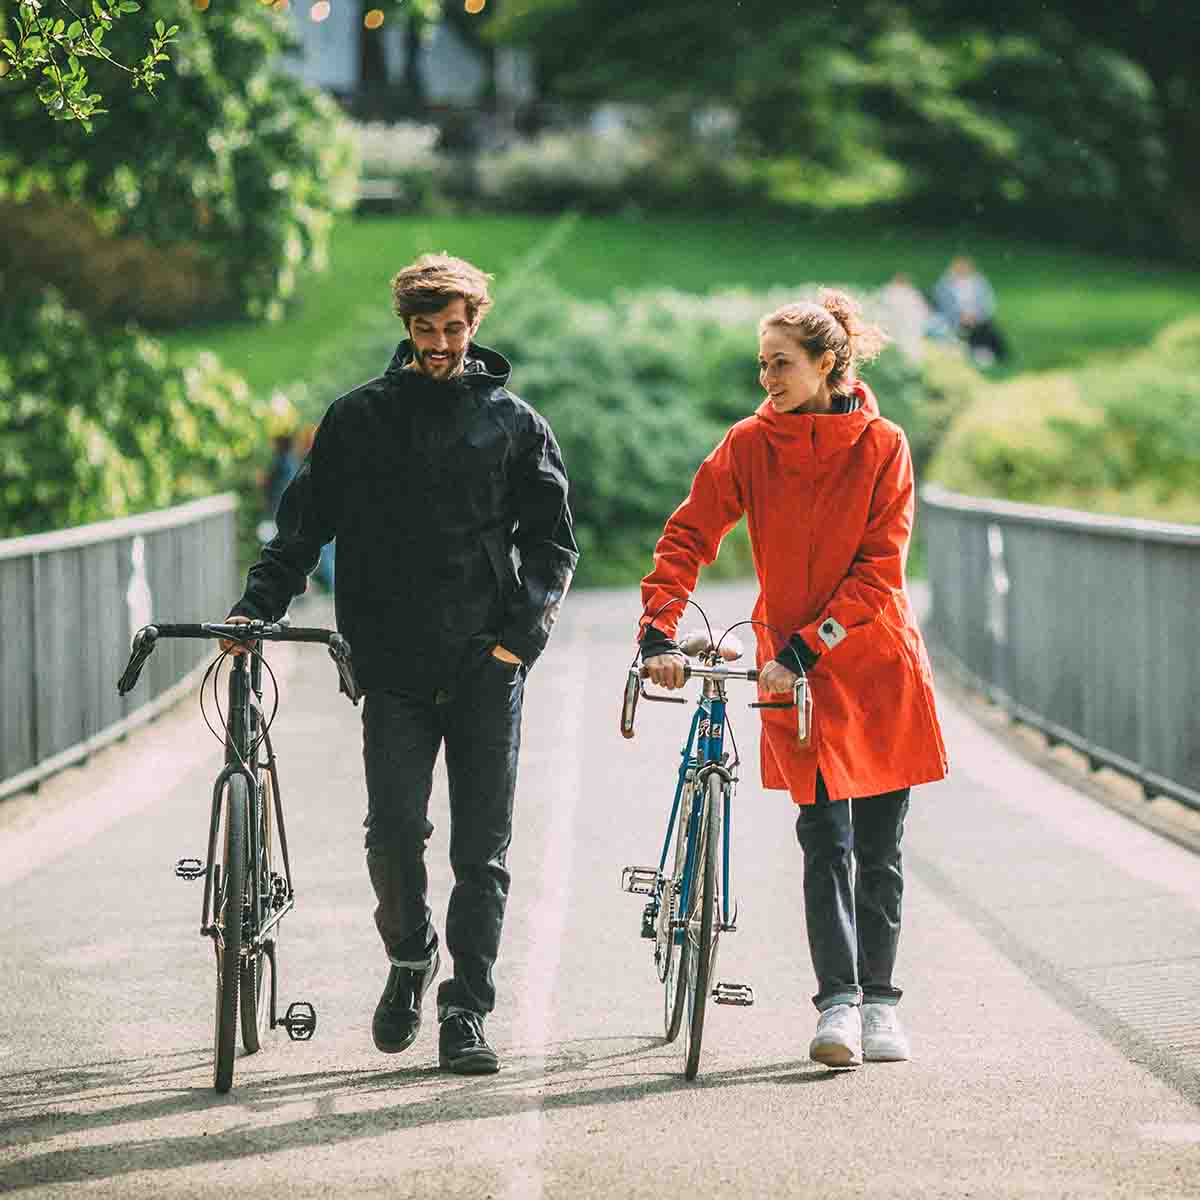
[
  {"x1": 0, "y1": 291, "x2": 260, "y2": 541},
  {"x1": 482, "y1": 282, "x2": 957, "y2": 584}
]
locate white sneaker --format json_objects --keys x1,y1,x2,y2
[
  {"x1": 861, "y1": 1003, "x2": 911, "y2": 1062},
  {"x1": 809, "y1": 1003, "x2": 863, "y2": 1068}
]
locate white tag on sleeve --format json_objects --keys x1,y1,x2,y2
[{"x1": 817, "y1": 616, "x2": 847, "y2": 650}]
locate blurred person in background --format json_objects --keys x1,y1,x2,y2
[
  {"x1": 933, "y1": 255, "x2": 1010, "y2": 366},
  {"x1": 297, "y1": 424, "x2": 335, "y2": 591},
  {"x1": 223, "y1": 253, "x2": 578, "y2": 1075},
  {"x1": 256, "y1": 431, "x2": 300, "y2": 546},
  {"x1": 877, "y1": 272, "x2": 940, "y2": 359},
  {"x1": 638, "y1": 290, "x2": 947, "y2": 1069},
  {"x1": 265, "y1": 432, "x2": 300, "y2": 520}
]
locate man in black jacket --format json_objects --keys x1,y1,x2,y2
[{"x1": 225, "y1": 253, "x2": 578, "y2": 1073}]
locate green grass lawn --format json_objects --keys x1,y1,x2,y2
[{"x1": 161, "y1": 211, "x2": 1200, "y2": 399}]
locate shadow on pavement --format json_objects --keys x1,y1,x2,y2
[{"x1": 0, "y1": 1036, "x2": 832, "y2": 1191}]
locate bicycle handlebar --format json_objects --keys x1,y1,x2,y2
[
  {"x1": 117, "y1": 620, "x2": 359, "y2": 704},
  {"x1": 620, "y1": 662, "x2": 810, "y2": 744}
]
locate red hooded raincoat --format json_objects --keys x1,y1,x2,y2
[{"x1": 640, "y1": 381, "x2": 948, "y2": 805}]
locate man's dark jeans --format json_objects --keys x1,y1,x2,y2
[
  {"x1": 362, "y1": 645, "x2": 524, "y2": 1017},
  {"x1": 794, "y1": 772, "x2": 911, "y2": 1012}
]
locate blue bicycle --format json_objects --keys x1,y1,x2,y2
[{"x1": 620, "y1": 609, "x2": 808, "y2": 1079}]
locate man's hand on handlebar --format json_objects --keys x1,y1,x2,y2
[
  {"x1": 758, "y1": 660, "x2": 799, "y2": 695},
  {"x1": 220, "y1": 614, "x2": 253, "y2": 656},
  {"x1": 644, "y1": 652, "x2": 687, "y2": 690}
]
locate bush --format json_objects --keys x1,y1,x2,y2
[
  {"x1": 926, "y1": 315, "x2": 1200, "y2": 522},
  {"x1": 0, "y1": 195, "x2": 232, "y2": 328},
  {"x1": 480, "y1": 280, "x2": 953, "y2": 585},
  {"x1": 0, "y1": 291, "x2": 260, "y2": 540},
  {"x1": 474, "y1": 128, "x2": 654, "y2": 213},
  {"x1": 354, "y1": 120, "x2": 449, "y2": 212},
  {"x1": 0, "y1": 1, "x2": 358, "y2": 323}
]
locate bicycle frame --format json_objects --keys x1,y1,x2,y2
[
  {"x1": 199, "y1": 650, "x2": 295, "y2": 951},
  {"x1": 658, "y1": 680, "x2": 736, "y2": 933}
]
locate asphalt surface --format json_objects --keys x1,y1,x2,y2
[{"x1": 2, "y1": 581, "x2": 1199, "y2": 1198}]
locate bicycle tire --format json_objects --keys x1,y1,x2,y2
[
  {"x1": 240, "y1": 770, "x2": 275, "y2": 1054},
  {"x1": 661, "y1": 778, "x2": 694, "y2": 1042},
  {"x1": 684, "y1": 771, "x2": 722, "y2": 1080},
  {"x1": 214, "y1": 773, "x2": 248, "y2": 1093}
]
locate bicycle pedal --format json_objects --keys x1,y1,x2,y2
[
  {"x1": 174, "y1": 857, "x2": 204, "y2": 881},
  {"x1": 281, "y1": 1001, "x2": 317, "y2": 1040},
  {"x1": 621, "y1": 866, "x2": 659, "y2": 896},
  {"x1": 712, "y1": 982, "x2": 754, "y2": 1007},
  {"x1": 640, "y1": 901, "x2": 658, "y2": 940}
]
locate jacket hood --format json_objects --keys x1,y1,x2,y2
[
  {"x1": 385, "y1": 340, "x2": 513, "y2": 388},
  {"x1": 754, "y1": 379, "x2": 880, "y2": 459}
]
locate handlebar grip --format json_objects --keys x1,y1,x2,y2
[
  {"x1": 620, "y1": 667, "x2": 640, "y2": 739},
  {"x1": 327, "y1": 634, "x2": 361, "y2": 705},
  {"x1": 117, "y1": 626, "x2": 158, "y2": 695}
]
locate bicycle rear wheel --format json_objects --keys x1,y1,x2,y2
[
  {"x1": 214, "y1": 773, "x2": 248, "y2": 1093},
  {"x1": 684, "y1": 772, "x2": 722, "y2": 1080},
  {"x1": 660, "y1": 778, "x2": 694, "y2": 1043},
  {"x1": 240, "y1": 768, "x2": 276, "y2": 1054}
]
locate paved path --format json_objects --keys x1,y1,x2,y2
[{"x1": 2, "y1": 582, "x2": 1199, "y2": 1198}]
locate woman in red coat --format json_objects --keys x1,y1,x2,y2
[{"x1": 639, "y1": 290, "x2": 948, "y2": 1069}]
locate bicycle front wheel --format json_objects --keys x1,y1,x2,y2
[
  {"x1": 241, "y1": 767, "x2": 277, "y2": 1054},
  {"x1": 214, "y1": 773, "x2": 248, "y2": 1093},
  {"x1": 684, "y1": 771, "x2": 722, "y2": 1080},
  {"x1": 661, "y1": 778, "x2": 694, "y2": 1043}
]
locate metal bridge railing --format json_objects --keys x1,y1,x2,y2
[
  {"x1": 922, "y1": 485, "x2": 1200, "y2": 811},
  {"x1": 0, "y1": 495, "x2": 238, "y2": 801}
]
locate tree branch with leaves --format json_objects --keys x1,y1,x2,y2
[{"x1": 0, "y1": 0, "x2": 177, "y2": 128}]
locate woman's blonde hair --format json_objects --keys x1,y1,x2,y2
[{"x1": 759, "y1": 289, "x2": 888, "y2": 394}]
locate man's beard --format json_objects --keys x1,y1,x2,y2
[{"x1": 416, "y1": 348, "x2": 465, "y2": 379}]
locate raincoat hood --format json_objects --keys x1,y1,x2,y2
[
  {"x1": 384, "y1": 340, "x2": 513, "y2": 388},
  {"x1": 754, "y1": 379, "x2": 880, "y2": 460}
]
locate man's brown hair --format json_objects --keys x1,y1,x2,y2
[{"x1": 391, "y1": 252, "x2": 494, "y2": 326}]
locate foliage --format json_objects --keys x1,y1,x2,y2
[
  {"x1": 0, "y1": 0, "x2": 175, "y2": 126},
  {"x1": 926, "y1": 316, "x2": 1200, "y2": 523},
  {"x1": 494, "y1": 0, "x2": 1176, "y2": 257},
  {"x1": 354, "y1": 119, "x2": 448, "y2": 211},
  {"x1": 474, "y1": 128, "x2": 654, "y2": 213},
  {"x1": 0, "y1": 0, "x2": 359, "y2": 322},
  {"x1": 0, "y1": 289, "x2": 260, "y2": 539},
  {"x1": 481, "y1": 279, "x2": 953, "y2": 585},
  {"x1": 0, "y1": 192, "x2": 232, "y2": 326}
]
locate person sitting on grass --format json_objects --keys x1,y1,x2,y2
[{"x1": 933, "y1": 255, "x2": 1010, "y2": 367}]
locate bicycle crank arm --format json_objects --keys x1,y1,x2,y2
[
  {"x1": 712, "y1": 982, "x2": 755, "y2": 1007},
  {"x1": 278, "y1": 1000, "x2": 317, "y2": 1040}
]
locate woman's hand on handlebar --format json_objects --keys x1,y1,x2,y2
[
  {"x1": 220, "y1": 614, "x2": 252, "y2": 656},
  {"x1": 758, "y1": 659, "x2": 798, "y2": 695},
  {"x1": 644, "y1": 652, "x2": 687, "y2": 690}
]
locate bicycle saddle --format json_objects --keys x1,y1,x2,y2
[{"x1": 677, "y1": 628, "x2": 744, "y2": 662}]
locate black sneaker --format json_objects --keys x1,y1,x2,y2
[
  {"x1": 372, "y1": 946, "x2": 439, "y2": 1054},
  {"x1": 438, "y1": 1009, "x2": 500, "y2": 1074}
]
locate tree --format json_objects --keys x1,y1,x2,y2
[
  {"x1": 494, "y1": 0, "x2": 1179, "y2": 257},
  {"x1": 1, "y1": 0, "x2": 358, "y2": 322}
]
